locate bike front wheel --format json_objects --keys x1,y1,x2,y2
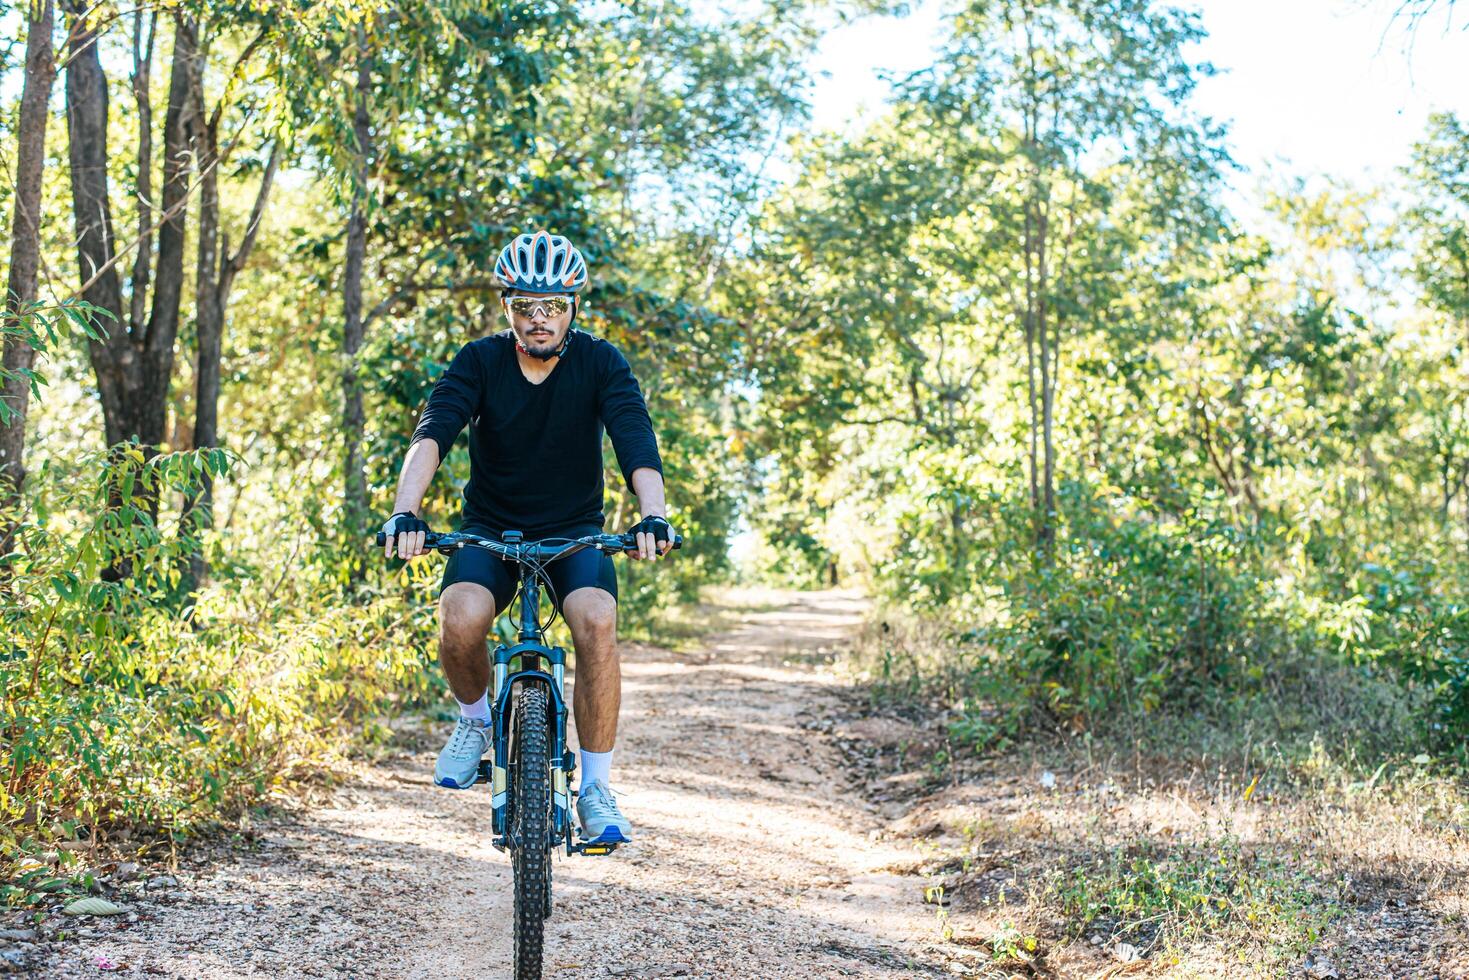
[{"x1": 510, "y1": 681, "x2": 552, "y2": 980}]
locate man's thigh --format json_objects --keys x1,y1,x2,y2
[
  {"x1": 547, "y1": 545, "x2": 618, "y2": 615},
  {"x1": 439, "y1": 541, "x2": 516, "y2": 616}
]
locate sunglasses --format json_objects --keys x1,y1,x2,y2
[{"x1": 504, "y1": 294, "x2": 574, "y2": 319}]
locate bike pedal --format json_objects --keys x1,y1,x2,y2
[
  {"x1": 477, "y1": 760, "x2": 493, "y2": 784},
  {"x1": 576, "y1": 843, "x2": 617, "y2": 856}
]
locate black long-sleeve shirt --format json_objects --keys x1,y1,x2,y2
[{"x1": 410, "y1": 330, "x2": 662, "y2": 536}]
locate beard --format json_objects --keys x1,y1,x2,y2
[{"x1": 516, "y1": 324, "x2": 565, "y2": 357}]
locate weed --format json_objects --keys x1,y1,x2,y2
[
  {"x1": 1047, "y1": 836, "x2": 1334, "y2": 964},
  {"x1": 987, "y1": 922, "x2": 1041, "y2": 963}
]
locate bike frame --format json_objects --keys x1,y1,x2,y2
[{"x1": 488, "y1": 564, "x2": 575, "y2": 852}]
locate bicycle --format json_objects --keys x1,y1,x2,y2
[{"x1": 373, "y1": 526, "x2": 682, "y2": 979}]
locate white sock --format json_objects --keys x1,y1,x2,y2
[
  {"x1": 579, "y1": 748, "x2": 612, "y2": 789},
  {"x1": 457, "y1": 692, "x2": 490, "y2": 723}
]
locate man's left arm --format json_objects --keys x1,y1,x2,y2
[
  {"x1": 629, "y1": 467, "x2": 673, "y2": 560},
  {"x1": 598, "y1": 345, "x2": 675, "y2": 560}
]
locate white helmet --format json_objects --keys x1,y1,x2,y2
[{"x1": 493, "y1": 230, "x2": 589, "y2": 293}]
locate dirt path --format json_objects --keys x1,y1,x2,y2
[{"x1": 37, "y1": 590, "x2": 959, "y2": 979}]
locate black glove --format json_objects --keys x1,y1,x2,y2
[
  {"x1": 629, "y1": 514, "x2": 673, "y2": 559},
  {"x1": 381, "y1": 511, "x2": 429, "y2": 558}
]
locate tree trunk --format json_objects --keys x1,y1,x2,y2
[
  {"x1": 65, "y1": 6, "x2": 198, "y2": 466},
  {"x1": 186, "y1": 106, "x2": 222, "y2": 589},
  {"x1": 1036, "y1": 206, "x2": 1056, "y2": 553},
  {"x1": 0, "y1": 0, "x2": 57, "y2": 556},
  {"x1": 140, "y1": 14, "x2": 197, "y2": 456},
  {"x1": 65, "y1": 0, "x2": 127, "y2": 439},
  {"x1": 341, "y1": 32, "x2": 373, "y2": 548},
  {"x1": 128, "y1": 9, "x2": 157, "y2": 334},
  {"x1": 186, "y1": 116, "x2": 280, "y2": 588}
]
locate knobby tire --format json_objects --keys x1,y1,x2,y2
[{"x1": 511, "y1": 682, "x2": 552, "y2": 980}]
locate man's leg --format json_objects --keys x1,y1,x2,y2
[
  {"x1": 564, "y1": 586, "x2": 632, "y2": 842},
  {"x1": 563, "y1": 586, "x2": 619, "y2": 759},
  {"x1": 438, "y1": 581, "x2": 497, "y2": 704},
  {"x1": 433, "y1": 582, "x2": 497, "y2": 788}
]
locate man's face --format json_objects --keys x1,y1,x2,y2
[{"x1": 504, "y1": 290, "x2": 575, "y2": 357}]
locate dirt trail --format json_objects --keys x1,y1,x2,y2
[{"x1": 39, "y1": 590, "x2": 957, "y2": 979}]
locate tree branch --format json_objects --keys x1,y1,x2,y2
[
  {"x1": 219, "y1": 139, "x2": 280, "y2": 294},
  {"x1": 63, "y1": 154, "x2": 219, "y2": 308},
  {"x1": 363, "y1": 278, "x2": 500, "y2": 329}
]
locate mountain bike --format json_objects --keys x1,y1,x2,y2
[{"x1": 373, "y1": 526, "x2": 682, "y2": 979}]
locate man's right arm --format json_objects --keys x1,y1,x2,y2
[
  {"x1": 383, "y1": 342, "x2": 480, "y2": 559},
  {"x1": 384, "y1": 440, "x2": 440, "y2": 559}
]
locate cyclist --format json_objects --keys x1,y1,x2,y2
[{"x1": 379, "y1": 230, "x2": 675, "y2": 846}]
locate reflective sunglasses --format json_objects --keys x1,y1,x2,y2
[{"x1": 504, "y1": 294, "x2": 574, "y2": 319}]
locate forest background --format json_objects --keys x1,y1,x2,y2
[{"x1": 1, "y1": 0, "x2": 1466, "y2": 922}]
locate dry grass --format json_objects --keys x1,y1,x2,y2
[{"x1": 834, "y1": 702, "x2": 1469, "y2": 978}]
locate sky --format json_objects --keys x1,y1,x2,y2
[{"x1": 805, "y1": 0, "x2": 1469, "y2": 193}]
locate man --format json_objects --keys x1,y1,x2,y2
[{"x1": 379, "y1": 230, "x2": 675, "y2": 845}]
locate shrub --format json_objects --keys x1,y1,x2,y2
[
  {"x1": 853, "y1": 483, "x2": 1469, "y2": 754},
  {"x1": 0, "y1": 448, "x2": 437, "y2": 868}
]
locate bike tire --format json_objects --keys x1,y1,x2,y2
[{"x1": 511, "y1": 682, "x2": 552, "y2": 980}]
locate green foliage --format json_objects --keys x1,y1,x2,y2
[
  {"x1": 738, "y1": 1, "x2": 1469, "y2": 754},
  {"x1": 0, "y1": 299, "x2": 112, "y2": 425},
  {"x1": 0, "y1": 448, "x2": 438, "y2": 871},
  {"x1": 855, "y1": 482, "x2": 1466, "y2": 755},
  {"x1": 1348, "y1": 560, "x2": 1469, "y2": 736},
  {"x1": 966, "y1": 487, "x2": 1273, "y2": 726}
]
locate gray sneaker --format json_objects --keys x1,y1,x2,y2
[
  {"x1": 434, "y1": 717, "x2": 489, "y2": 789},
  {"x1": 576, "y1": 779, "x2": 632, "y2": 843}
]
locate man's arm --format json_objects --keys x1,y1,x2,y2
[
  {"x1": 629, "y1": 466, "x2": 673, "y2": 560},
  {"x1": 596, "y1": 345, "x2": 672, "y2": 560},
  {"x1": 384, "y1": 440, "x2": 440, "y2": 559},
  {"x1": 383, "y1": 342, "x2": 479, "y2": 560}
]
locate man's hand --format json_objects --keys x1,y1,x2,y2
[
  {"x1": 629, "y1": 514, "x2": 675, "y2": 560},
  {"x1": 382, "y1": 511, "x2": 430, "y2": 560}
]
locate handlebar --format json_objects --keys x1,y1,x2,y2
[{"x1": 373, "y1": 528, "x2": 683, "y2": 561}]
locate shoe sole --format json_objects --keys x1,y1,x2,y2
[
  {"x1": 435, "y1": 774, "x2": 477, "y2": 790},
  {"x1": 578, "y1": 826, "x2": 631, "y2": 845}
]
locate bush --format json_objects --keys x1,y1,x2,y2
[
  {"x1": 853, "y1": 483, "x2": 1469, "y2": 755},
  {"x1": 0, "y1": 448, "x2": 438, "y2": 867}
]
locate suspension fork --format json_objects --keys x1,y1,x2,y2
[{"x1": 489, "y1": 572, "x2": 572, "y2": 841}]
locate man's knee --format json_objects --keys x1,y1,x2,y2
[
  {"x1": 566, "y1": 588, "x2": 617, "y2": 648},
  {"x1": 438, "y1": 582, "x2": 496, "y2": 648}
]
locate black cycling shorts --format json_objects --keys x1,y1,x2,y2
[{"x1": 437, "y1": 523, "x2": 618, "y2": 614}]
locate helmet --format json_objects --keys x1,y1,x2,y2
[{"x1": 493, "y1": 230, "x2": 589, "y2": 293}]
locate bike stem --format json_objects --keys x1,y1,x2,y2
[{"x1": 518, "y1": 571, "x2": 541, "y2": 644}]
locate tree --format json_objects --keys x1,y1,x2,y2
[
  {"x1": 63, "y1": 1, "x2": 198, "y2": 490},
  {"x1": 907, "y1": 0, "x2": 1227, "y2": 550},
  {"x1": 1404, "y1": 112, "x2": 1469, "y2": 534},
  {"x1": 742, "y1": 0, "x2": 1228, "y2": 568},
  {"x1": 1, "y1": 0, "x2": 57, "y2": 552},
  {"x1": 184, "y1": 14, "x2": 282, "y2": 587}
]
